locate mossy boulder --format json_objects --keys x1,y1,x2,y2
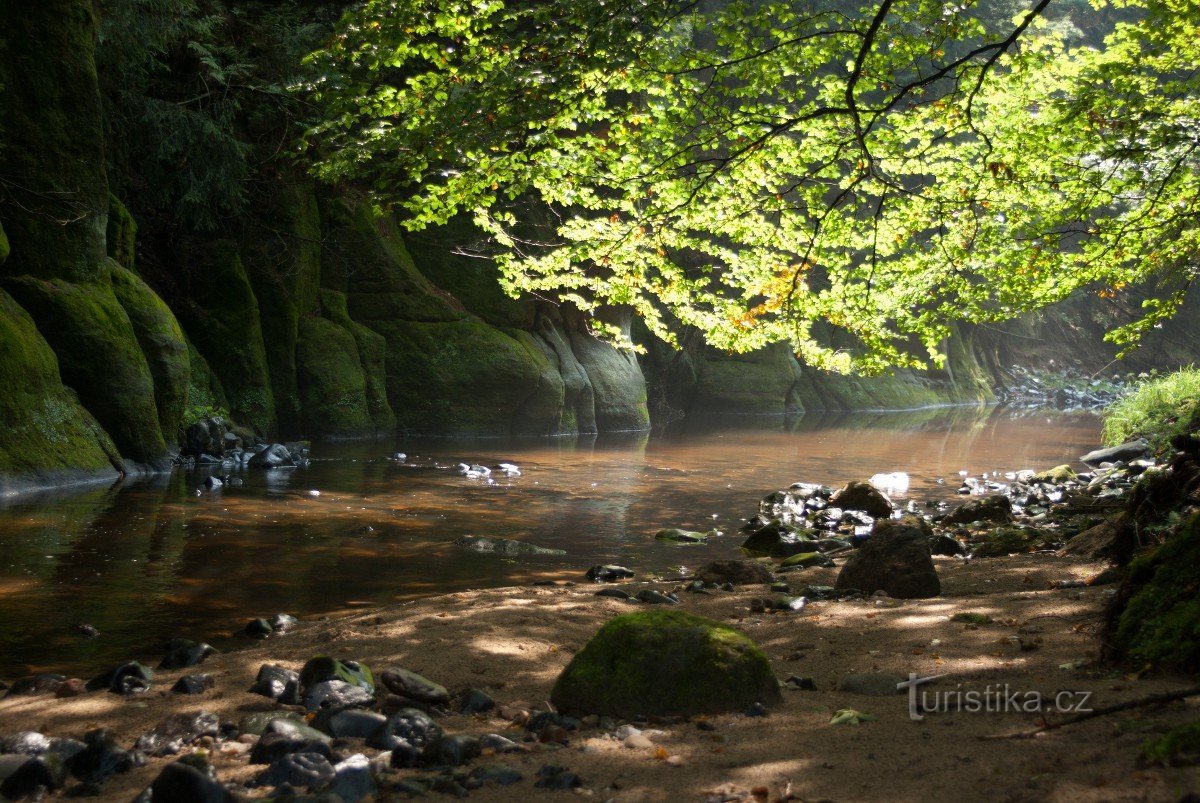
[
  {"x1": 318, "y1": 289, "x2": 395, "y2": 434},
  {"x1": 943, "y1": 494, "x2": 1014, "y2": 526},
  {"x1": 0, "y1": 289, "x2": 119, "y2": 485},
  {"x1": 971, "y1": 526, "x2": 1041, "y2": 558},
  {"x1": 550, "y1": 609, "x2": 781, "y2": 717},
  {"x1": 1106, "y1": 512, "x2": 1200, "y2": 675},
  {"x1": 1033, "y1": 464, "x2": 1076, "y2": 483},
  {"x1": 565, "y1": 309, "x2": 650, "y2": 432},
  {"x1": 4, "y1": 276, "x2": 166, "y2": 463},
  {"x1": 689, "y1": 342, "x2": 805, "y2": 415},
  {"x1": 174, "y1": 240, "x2": 275, "y2": 433},
  {"x1": 0, "y1": 0, "x2": 108, "y2": 283},
  {"x1": 295, "y1": 314, "x2": 374, "y2": 438},
  {"x1": 105, "y1": 195, "x2": 137, "y2": 271},
  {"x1": 109, "y1": 264, "x2": 189, "y2": 440}
]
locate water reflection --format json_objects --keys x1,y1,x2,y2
[{"x1": 0, "y1": 406, "x2": 1100, "y2": 676}]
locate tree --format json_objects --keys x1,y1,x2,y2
[{"x1": 300, "y1": 0, "x2": 1200, "y2": 372}]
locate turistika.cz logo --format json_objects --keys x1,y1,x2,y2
[{"x1": 899, "y1": 673, "x2": 1094, "y2": 721}]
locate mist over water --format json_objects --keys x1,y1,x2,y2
[{"x1": 0, "y1": 406, "x2": 1100, "y2": 676}]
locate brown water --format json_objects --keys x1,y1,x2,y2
[{"x1": 0, "y1": 406, "x2": 1100, "y2": 678}]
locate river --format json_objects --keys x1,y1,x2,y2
[{"x1": 0, "y1": 405, "x2": 1101, "y2": 677}]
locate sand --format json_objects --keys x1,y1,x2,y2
[{"x1": 1, "y1": 552, "x2": 1197, "y2": 802}]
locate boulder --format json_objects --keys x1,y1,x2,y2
[
  {"x1": 829, "y1": 481, "x2": 893, "y2": 518},
  {"x1": 1081, "y1": 440, "x2": 1150, "y2": 467},
  {"x1": 740, "y1": 521, "x2": 818, "y2": 557},
  {"x1": 834, "y1": 516, "x2": 940, "y2": 599},
  {"x1": 550, "y1": 609, "x2": 781, "y2": 717},
  {"x1": 248, "y1": 443, "x2": 293, "y2": 469},
  {"x1": 942, "y1": 494, "x2": 1013, "y2": 526},
  {"x1": 653, "y1": 528, "x2": 711, "y2": 544}
]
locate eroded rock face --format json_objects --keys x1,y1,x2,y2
[
  {"x1": 550, "y1": 609, "x2": 781, "y2": 718},
  {"x1": 835, "y1": 516, "x2": 941, "y2": 599}
]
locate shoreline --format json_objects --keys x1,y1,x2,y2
[{"x1": 2, "y1": 553, "x2": 1197, "y2": 801}]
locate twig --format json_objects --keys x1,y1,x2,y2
[{"x1": 980, "y1": 685, "x2": 1200, "y2": 740}]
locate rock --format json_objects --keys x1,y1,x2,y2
[
  {"x1": 257, "y1": 752, "x2": 335, "y2": 790},
  {"x1": 86, "y1": 661, "x2": 153, "y2": 694},
  {"x1": 585, "y1": 565, "x2": 634, "y2": 582},
  {"x1": 249, "y1": 732, "x2": 332, "y2": 765},
  {"x1": 430, "y1": 735, "x2": 481, "y2": 767},
  {"x1": 1, "y1": 732, "x2": 51, "y2": 755},
  {"x1": 479, "y1": 734, "x2": 522, "y2": 753},
  {"x1": 829, "y1": 481, "x2": 893, "y2": 517},
  {"x1": 460, "y1": 689, "x2": 495, "y2": 714},
  {"x1": 4, "y1": 674, "x2": 65, "y2": 698},
  {"x1": 693, "y1": 560, "x2": 773, "y2": 586},
  {"x1": 0, "y1": 753, "x2": 66, "y2": 798},
  {"x1": 653, "y1": 528, "x2": 711, "y2": 544},
  {"x1": 1060, "y1": 518, "x2": 1130, "y2": 561},
  {"x1": 237, "y1": 712, "x2": 305, "y2": 737},
  {"x1": 303, "y1": 679, "x2": 375, "y2": 711},
  {"x1": 534, "y1": 765, "x2": 582, "y2": 790},
  {"x1": 135, "y1": 760, "x2": 232, "y2": 803},
  {"x1": 248, "y1": 443, "x2": 294, "y2": 468},
  {"x1": 54, "y1": 678, "x2": 87, "y2": 698},
  {"x1": 171, "y1": 675, "x2": 215, "y2": 695},
  {"x1": 834, "y1": 516, "x2": 940, "y2": 599},
  {"x1": 250, "y1": 664, "x2": 300, "y2": 701},
  {"x1": 330, "y1": 753, "x2": 376, "y2": 803},
  {"x1": 929, "y1": 534, "x2": 966, "y2": 556},
  {"x1": 268, "y1": 613, "x2": 299, "y2": 632},
  {"x1": 453, "y1": 535, "x2": 566, "y2": 555},
  {"x1": 67, "y1": 729, "x2": 145, "y2": 785},
  {"x1": 159, "y1": 641, "x2": 216, "y2": 670},
  {"x1": 839, "y1": 673, "x2": 904, "y2": 696},
  {"x1": 1081, "y1": 440, "x2": 1149, "y2": 467},
  {"x1": 779, "y1": 551, "x2": 835, "y2": 568},
  {"x1": 740, "y1": 521, "x2": 818, "y2": 557},
  {"x1": 634, "y1": 589, "x2": 679, "y2": 604},
  {"x1": 942, "y1": 494, "x2": 1013, "y2": 525},
  {"x1": 299, "y1": 656, "x2": 374, "y2": 693},
  {"x1": 73, "y1": 623, "x2": 99, "y2": 638},
  {"x1": 244, "y1": 618, "x2": 273, "y2": 638},
  {"x1": 380, "y1": 668, "x2": 450, "y2": 706},
  {"x1": 550, "y1": 609, "x2": 781, "y2": 718},
  {"x1": 134, "y1": 711, "x2": 219, "y2": 757},
  {"x1": 470, "y1": 763, "x2": 523, "y2": 785},
  {"x1": 372, "y1": 709, "x2": 444, "y2": 765},
  {"x1": 1033, "y1": 464, "x2": 1076, "y2": 483},
  {"x1": 595, "y1": 587, "x2": 631, "y2": 600},
  {"x1": 312, "y1": 709, "x2": 386, "y2": 740}
]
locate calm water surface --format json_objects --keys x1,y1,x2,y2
[{"x1": 0, "y1": 406, "x2": 1100, "y2": 676}]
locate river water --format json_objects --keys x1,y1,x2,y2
[{"x1": 0, "y1": 405, "x2": 1101, "y2": 677}]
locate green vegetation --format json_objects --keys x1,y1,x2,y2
[
  {"x1": 303, "y1": 0, "x2": 1200, "y2": 372},
  {"x1": 1140, "y1": 722, "x2": 1200, "y2": 767},
  {"x1": 1103, "y1": 368, "x2": 1200, "y2": 453}
]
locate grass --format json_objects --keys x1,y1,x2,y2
[{"x1": 1102, "y1": 367, "x2": 1200, "y2": 454}]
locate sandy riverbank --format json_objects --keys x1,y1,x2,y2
[{"x1": 1, "y1": 552, "x2": 1197, "y2": 802}]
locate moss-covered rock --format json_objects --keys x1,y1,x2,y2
[
  {"x1": 174, "y1": 240, "x2": 275, "y2": 433},
  {"x1": 971, "y1": 526, "x2": 1042, "y2": 558},
  {"x1": 318, "y1": 289, "x2": 395, "y2": 434},
  {"x1": 106, "y1": 195, "x2": 137, "y2": 271},
  {"x1": 689, "y1": 342, "x2": 805, "y2": 415},
  {"x1": 240, "y1": 183, "x2": 323, "y2": 434},
  {"x1": 295, "y1": 314, "x2": 374, "y2": 438},
  {"x1": 530, "y1": 309, "x2": 596, "y2": 434},
  {"x1": 0, "y1": 220, "x2": 9, "y2": 265},
  {"x1": 1106, "y1": 512, "x2": 1200, "y2": 675},
  {"x1": 182, "y1": 335, "x2": 228, "y2": 421},
  {"x1": 0, "y1": 0, "x2": 108, "y2": 283},
  {"x1": 3, "y1": 276, "x2": 166, "y2": 463},
  {"x1": 109, "y1": 263, "x2": 189, "y2": 441},
  {"x1": 0, "y1": 288, "x2": 120, "y2": 486},
  {"x1": 565, "y1": 309, "x2": 650, "y2": 432},
  {"x1": 550, "y1": 609, "x2": 781, "y2": 717}
]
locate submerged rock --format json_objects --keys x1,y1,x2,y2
[
  {"x1": 834, "y1": 516, "x2": 940, "y2": 599},
  {"x1": 454, "y1": 535, "x2": 566, "y2": 555},
  {"x1": 551, "y1": 609, "x2": 781, "y2": 718},
  {"x1": 653, "y1": 528, "x2": 712, "y2": 544}
]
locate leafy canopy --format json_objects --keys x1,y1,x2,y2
[{"x1": 300, "y1": 0, "x2": 1200, "y2": 372}]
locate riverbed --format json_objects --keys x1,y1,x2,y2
[{"x1": 0, "y1": 406, "x2": 1101, "y2": 677}]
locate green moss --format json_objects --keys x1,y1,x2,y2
[
  {"x1": 551, "y1": 609, "x2": 781, "y2": 717},
  {"x1": 295, "y1": 314, "x2": 374, "y2": 438},
  {"x1": 0, "y1": 288, "x2": 118, "y2": 479},
  {"x1": 0, "y1": 220, "x2": 9, "y2": 265},
  {"x1": 109, "y1": 263, "x2": 189, "y2": 440},
  {"x1": 1139, "y1": 722, "x2": 1200, "y2": 766},
  {"x1": 1103, "y1": 367, "x2": 1200, "y2": 455},
  {"x1": 3, "y1": 276, "x2": 166, "y2": 462},
  {"x1": 1034, "y1": 464, "x2": 1076, "y2": 483},
  {"x1": 318, "y1": 289, "x2": 395, "y2": 434},
  {"x1": 183, "y1": 334, "x2": 228, "y2": 423},
  {"x1": 0, "y1": 1, "x2": 108, "y2": 282},
  {"x1": 690, "y1": 343, "x2": 805, "y2": 415},
  {"x1": 105, "y1": 194, "x2": 137, "y2": 271},
  {"x1": 174, "y1": 239, "x2": 276, "y2": 433},
  {"x1": 1110, "y1": 512, "x2": 1200, "y2": 675}
]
